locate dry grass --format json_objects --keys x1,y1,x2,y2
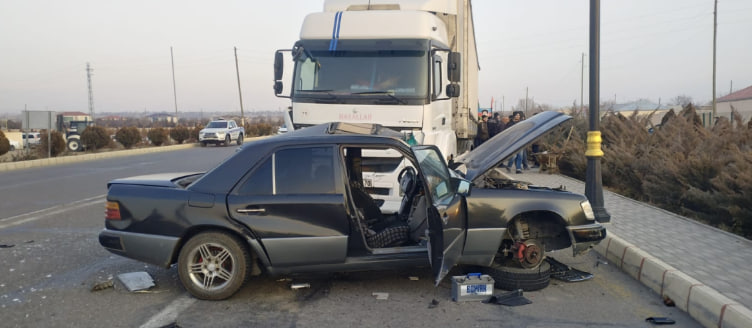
[{"x1": 541, "y1": 106, "x2": 752, "y2": 239}]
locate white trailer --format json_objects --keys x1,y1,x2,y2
[{"x1": 274, "y1": 0, "x2": 480, "y2": 211}]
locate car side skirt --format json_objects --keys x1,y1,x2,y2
[
  {"x1": 458, "y1": 228, "x2": 506, "y2": 266},
  {"x1": 98, "y1": 229, "x2": 179, "y2": 268},
  {"x1": 262, "y1": 251, "x2": 430, "y2": 276},
  {"x1": 261, "y1": 236, "x2": 348, "y2": 266}
]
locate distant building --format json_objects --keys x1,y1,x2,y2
[
  {"x1": 717, "y1": 85, "x2": 752, "y2": 124},
  {"x1": 147, "y1": 113, "x2": 178, "y2": 124},
  {"x1": 610, "y1": 100, "x2": 679, "y2": 128}
]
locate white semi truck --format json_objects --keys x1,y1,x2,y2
[{"x1": 274, "y1": 0, "x2": 479, "y2": 211}]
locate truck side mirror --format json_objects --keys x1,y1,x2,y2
[
  {"x1": 448, "y1": 52, "x2": 461, "y2": 82},
  {"x1": 274, "y1": 52, "x2": 284, "y2": 81},
  {"x1": 274, "y1": 81, "x2": 284, "y2": 95},
  {"x1": 446, "y1": 84, "x2": 460, "y2": 98}
]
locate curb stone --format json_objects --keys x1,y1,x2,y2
[{"x1": 593, "y1": 233, "x2": 752, "y2": 328}]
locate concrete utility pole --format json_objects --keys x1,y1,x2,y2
[
  {"x1": 525, "y1": 87, "x2": 528, "y2": 117},
  {"x1": 171, "y1": 46, "x2": 178, "y2": 116},
  {"x1": 585, "y1": 0, "x2": 610, "y2": 223},
  {"x1": 86, "y1": 63, "x2": 94, "y2": 118},
  {"x1": 712, "y1": 0, "x2": 717, "y2": 122},
  {"x1": 580, "y1": 53, "x2": 585, "y2": 116},
  {"x1": 234, "y1": 47, "x2": 245, "y2": 125}
]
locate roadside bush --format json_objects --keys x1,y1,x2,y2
[
  {"x1": 170, "y1": 126, "x2": 190, "y2": 144},
  {"x1": 80, "y1": 126, "x2": 111, "y2": 151},
  {"x1": 546, "y1": 105, "x2": 752, "y2": 239},
  {"x1": 38, "y1": 130, "x2": 66, "y2": 157},
  {"x1": 191, "y1": 124, "x2": 204, "y2": 142},
  {"x1": 246, "y1": 122, "x2": 274, "y2": 137},
  {"x1": 115, "y1": 127, "x2": 141, "y2": 149},
  {"x1": 147, "y1": 127, "x2": 168, "y2": 146},
  {"x1": 0, "y1": 130, "x2": 10, "y2": 156}
]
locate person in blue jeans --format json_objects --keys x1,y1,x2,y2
[{"x1": 504, "y1": 111, "x2": 525, "y2": 173}]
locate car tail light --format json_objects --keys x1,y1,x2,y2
[{"x1": 106, "y1": 201, "x2": 121, "y2": 220}]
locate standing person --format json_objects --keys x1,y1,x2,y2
[
  {"x1": 474, "y1": 111, "x2": 490, "y2": 147},
  {"x1": 488, "y1": 112, "x2": 501, "y2": 137},
  {"x1": 505, "y1": 112, "x2": 524, "y2": 173}
]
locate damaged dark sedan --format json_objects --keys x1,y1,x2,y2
[{"x1": 99, "y1": 111, "x2": 606, "y2": 300}]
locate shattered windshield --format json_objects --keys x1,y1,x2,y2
[{"x1": 292, "y1": 39, "x2": 429, "y2": 105}]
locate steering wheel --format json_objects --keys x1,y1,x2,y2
[{"x1": 398, "y1": 166, "x2": 418, "y2": 196}]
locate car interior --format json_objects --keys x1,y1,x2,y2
[{"x1": 343, "y1": 146, "x2": 430, "y2": 251}]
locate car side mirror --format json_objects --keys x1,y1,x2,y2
[
  {"x1": 446, "y1": 84, "x2": 460, "y2": 98},
  {"x1": 448, "y1": 52, "x2": 461, "y2": 82},
  {"x1": 456, "y1": 179, "x2": 471, "y2": 196}
]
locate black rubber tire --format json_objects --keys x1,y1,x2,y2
[
  {"x1": 201, "y1": 141, "x2": 207, "y2": 147},
  {"x1": 236, "y1": 134, "x2": 243, "y2": 146},
  {"x1": 224, "y1": 135, "x2": 231, "y2": 147},
  {"x1": 177, "y1": 232, "x2": 251, "y2": 300},
  {"x1": 67, "y1": 138, "x2": 82, "y2": 152},
  {"x1": 482, "y1": 260, "x2": 551, "y2": 291}
]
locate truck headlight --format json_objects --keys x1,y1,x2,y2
[{"x1": 581, "y1": 200, "x2": 595, "y2": 220}]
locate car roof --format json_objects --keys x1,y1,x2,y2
[{"x1": 189, "y1": 122, "x2": 411, "y2": 194}]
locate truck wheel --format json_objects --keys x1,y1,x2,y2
[
  {"x1": 67, "y1": 138, "x2": 82, "y2": 152},
  {"x1": 201, "y1": 141, "x2": 207, "y2": 147},
  {"x1": 482, "y1": 260, "x2": 550, "y2": 291},
  {"x1": 224, "y1": 135, "x2": 231, "y2": 147},
  {"x1": 236, "y1": 134, "x2": 243, "y2": 146},
  {"x1": 177, "y1": 231, "x2": 251, "y2": 300}
]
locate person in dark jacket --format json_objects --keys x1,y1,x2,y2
[{"x1": 506, "y1": 112, "x2": 524, "y2": 173}]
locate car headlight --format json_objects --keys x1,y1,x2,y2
[{"x1": 581, "y1": 200, "x2": 595, "y2": 220}]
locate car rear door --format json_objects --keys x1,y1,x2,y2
[{"x1": 412, "y1": 145, "x2": 467, "y2": 285}]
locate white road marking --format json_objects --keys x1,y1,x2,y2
[
  {"x1": 139, "y1": 294, "x2": 197, "y2": 328},
  {"x1": 0, "y1": 194, "x2": 105, "y2": 229}
]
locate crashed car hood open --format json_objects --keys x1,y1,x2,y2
[{"x1": 454, "y1": 111, "x2": 571, "y2": 181}]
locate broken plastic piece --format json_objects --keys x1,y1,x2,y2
[
  {"x1": 428, "y1": 299, "x2": 440, "y2": 309},
  {"x1": 372, "y1": 292, "x2": 389, "y2": 300},
  {"x1": 91, "y1": 280, "x2": 114, "y2": 292},
  {"x1": 547, "y1": 257, "x2": 594, "y2": 282},
  {"x1": 408, "y1": 276, "x2": 419, "y2": 281},
  {"x1": 646, "y1": 317, "x2": 675, "y2": 325},
  {"x1": 482, "y1": 289, "x2": 532, "y2": 307},
  {"x1": 290, "y1": 283, "x2": 310, "y2": 290},
  {"x1": 117, "y1": 272, "x2": 155, "y2": 292}
]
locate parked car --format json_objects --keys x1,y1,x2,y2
[
  {"x1": 198, "y1": 119, "x2": 244, "y2": 147},
  {"x1": 9, "y1": 139, "x2": 20, "y2": 151},
  {"x1": 99, "y1": 111, "x2": 606, "y2": 300},
  {"x1": 22, "y1": 132, "x2": 41, "y2": 147}
]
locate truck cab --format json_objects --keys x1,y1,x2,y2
[{"x1": 274, "y1": 0, "x2": 479, "y2": 211}]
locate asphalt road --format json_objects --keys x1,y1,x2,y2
[{"x1": 0, "y1": 146, "x2": 701, "y2": 327}]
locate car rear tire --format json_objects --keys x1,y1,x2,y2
[
  {"x1": 482, "y1": 260, "x2": 550, "y2": 291},
  {"x1": 236, "y1": 134, "x2": 243, "y2": 146},
  {"x1": 224, "y1": 135, "x2": 231, "y2": 147},
  {"x1": 177, "y1": 231, "x2": 251, "y2": 300}
]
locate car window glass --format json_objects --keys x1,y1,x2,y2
[
  {"x1": 237, "y1": 158, "x2": 272, "y2": 195},
  {"x1": 414, "y1": 148, "x2": 453, "y2": 203},
  {"x1": 276, "y1": 147, "x2": 335, "y2": 194}
]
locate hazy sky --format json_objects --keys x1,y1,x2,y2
[{"x1": 1, "y1": 0, "x2": 750, "y2": 115}]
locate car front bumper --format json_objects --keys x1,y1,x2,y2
[
  {"x1": 566, "y1": 223, "x2": 607, "y2": 255},
  {"x1": 99, "y1": 229, "x2": 180, "y2": 268}
]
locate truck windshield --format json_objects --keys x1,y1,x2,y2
[
  {"x1": 293, "y1": 39, "x2": 429, "y2": 105},
  {"x1": 206, "y1": 121, "x2": 228, "y2": 129}
]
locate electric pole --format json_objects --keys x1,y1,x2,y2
[
  {"x1": 525, "y1": 87, "x2": 529, "y2": 117},
  {"x1": 712, "y1": 0, "x2": 717, "y2": 122},
  {"x1": 580, "y1": 53, "x2": 585, "y2": 116},
  {"x1": 86, "y1": 62, "x2": 94, "y2": 118},
  {"x1": 171, "y1": 46, "x2": 178, "y2": 116},
  {"x1": 234, "y1": 47, "x2": 245, "y2": 125}
]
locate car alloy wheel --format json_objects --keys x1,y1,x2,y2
[
  {"x1": 236, "y1": 134, "x2": 243, "y2": 146},
  {"x1": 178, "y1": 232, "x2": 250, "y2": 300}
]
